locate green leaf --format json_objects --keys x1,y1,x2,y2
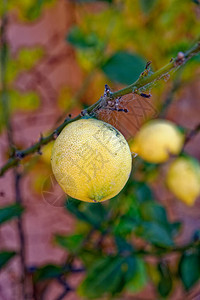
[
  {"x1": 134, "y1": 182, "x2": 154, "y2": 203},
  {"x1": 66, "y1": 199, "x2": 107, "y2": 229},
  {"x1": 179, "y1": 251, "x2": 200, "y2": 290},
  {"x1": 66, "y1": 199, "x2": 89, "y2": 222},
  {"x1": 140, "y1": 202, "x2": 169, "y2": 225},
  {"x1": 136, "y1": 222, "x2": 174, "y2": 247},
  {"x1": 101, "y1": 51, "x2": 146, "y2": 85},
  {"x1": 79, "y1": 255, "x2": 136, "y2": 298},
  {"x1": 126, "y1": 258, "x2": 147, "y2": 293},
  {"x1": 114, "y1": 215, "x2": 138, "y2": 236},
  {"x1": 55, "y1": 234, "x2": 84, "y2": 253},
  {"x1": 0, "y1": 251, "x2": 16, "y2": 269},
  {"x1": 34, "y1": 264, "x2": 64, "y2": 282},
  {"x1": 115, "y1": 236, "x2": 134, "y2": 254},
  {"x1": 123, "y1": 256, "x2": 137, "y2": 282},
  {"x1": 67, "y1": 26, "x2": 99, "y2": 49},
  {"x1": 79, "y1": 256, "x2": 123, "y2": 298},
  {"x1": 0, "y1": 204, "x2": 24, "y2": 225},
  {"x1": 139, "y1": 201, "x2": 181, "y2": 238},
  {"x1": 157, "y1": 262, "x2": 173, "y2": 297},
  {"x1": 140, "y1": 0, "x2": 158, "y2": 14}
]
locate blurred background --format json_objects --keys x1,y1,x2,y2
[{"x1": 0, "y1": 0, "x2": 200, "y2": 299}]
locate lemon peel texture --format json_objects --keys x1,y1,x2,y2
[{"x1": 51, "y1": 118, "x2": 132, "y2": 202}]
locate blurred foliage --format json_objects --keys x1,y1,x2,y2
[
  {"x1": 0, "y1": 251, "x2": 16, "y2": 269},
  {"x1": 0, "y1": 0, "x2": 200, "y2": 299},
  {"x1": 179, "y1": 250, "x2": 200, "y2": 290},
  {"x1": 0, "y1": 0, "x2": 56, "y2": 20},
  {"x1": 0, "y1": 203, "x2": 24, "y2": 224}
]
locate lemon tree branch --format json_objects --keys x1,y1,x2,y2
[{"x1": 0, "y1": 41, "x2": 200, "y2": 176}]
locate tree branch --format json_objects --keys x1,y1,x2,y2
[
  {"x1": 0, "y1": 41, "x2": 200, "y2": 177},
  {"x1": 14, "y1": 170, "x2": 27, "y2": 299}
]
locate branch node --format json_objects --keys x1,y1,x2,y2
[
  {"x1": 80, "y1": 109, "x2": 88, "y2": 117},
  {"x1": 15, "y1": 151, "x2": 25, "y2": 160}
]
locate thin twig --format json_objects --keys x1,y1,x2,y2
[
  {"x1": 0, "y1": 41, "x2": 200, "y2": 176},
  {"x1": 54, "y1": 277, "x2": 73, "y2": 300},
  {"x1": 14, "y1": 170, "x2": 27, "y2": 299},
  {"x1": 184, "y1": 123, "x2": 200, "y2": 146}
]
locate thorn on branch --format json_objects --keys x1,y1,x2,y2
[
  {"x1": 141, "y1": 61, "x2": 152, "y2": 77},
  {"x1": 64, "y1": 114, "x2": 72, "y2": 122},
  {"x1": 174, "y1": 52, "x2": 185, "y2": 66},
  {"x1": 134, "y1": 88, "x2": 152, "y2": 99},
  {"x1": 104, "y1": 84, "x2": 111, "y2": 98},
  {"x1": 140, "y1": 93, "x2": 152, "y2": 98},
  {"x1": 145, "y1": 61, "x2": 152, "y2": 69},
  {"x1": 53, "y1": 130, "x2": 59, "y2": 140},
  {"x1": 107, "y1": 107, "x2": 129, "y2": 113}
]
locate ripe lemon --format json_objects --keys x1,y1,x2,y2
[
  {"x1": 129, "y1": 119, "x2": 184, "y2": 163},
  {"x1": 166, "y1": 157, "x2": 200, "y2": 206},
  {"x1": 51, "y1": 118, "x2": 132, "y2": 202}
]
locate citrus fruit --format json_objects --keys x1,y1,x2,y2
[
  {"x1": 166, "y1": 157, "x2": 200, "y2": 206},
  {"x1": 129, "y1": 119, "x2": 184, "y2": 163},
  {"x1": 51, "y1": 118, "x2": 132, "y2": 202}
]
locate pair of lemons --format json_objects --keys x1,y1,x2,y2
[{"x1": 51, "y1": 118, "x2": 200, "y2": 205}]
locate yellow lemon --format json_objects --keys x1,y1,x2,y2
[
  {"x1": 129, "y1": 119, "x2": 184, "y2": 163},
  {"x1": 41, "y1": 141, "x2": 54, "y2": 165},
  {"x1": 166, "y1": 157, "x2": 200, "y2": 206},
  {"x1": 51, "y1": 118, "x2": 132, "y2": 202}
]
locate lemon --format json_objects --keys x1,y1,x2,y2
[
  {"x1": 51, "y1": 118, "x2": 132, "y2": 202},
  {"x1": 41, "y1": 141, "x2": 54, "y2": 164},
  {"x1": 129, "y1": 119, "x2": 184, "y2": 163},
  {"x1": 166, "y1": 157, "x2": 200, "y2": 206}
]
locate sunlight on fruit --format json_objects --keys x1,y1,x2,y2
[
  {"x1": 51, "y1": 118, "x2": 132, "y2": 202},
  {"x1": 129, "y1": 119, "x2": 184, "y2": 163},
  {"x1": 166, "y1": 157, "x2": 200, "y2": 206}
]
